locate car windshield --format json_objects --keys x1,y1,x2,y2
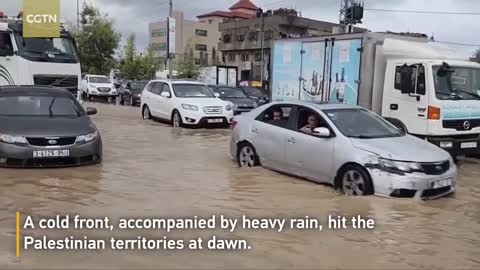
[
  {"x1": 0, "y1": 95, "x2": 83, "y2": 117},
  {"x1": 215, "y1": 87, "x2": 248, "y2": 98},
  {"x1": 324, "y1": 108, "x2": 404, "y2": 139},
  {"x1": 90, "y1": 77, "x2": 111, "y2": 84},
  {"x1": 433, "y1": 66, "x2": 480, "y2": 100},
  {"x1": 14, "y1": 34, "x2": 79, "y2": 63},
  {"x1": 131, "y1": 82, "x2": 147, "y2": 90},
  {"x1": 172, "y1": 84, "x2": 215, "y2": 98},
  {"x1": 243, "y1": 87, "x2": 264, "y2": 97}
]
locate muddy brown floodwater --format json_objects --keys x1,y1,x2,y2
[{"x1": 0, "y1": 102, "x2": 479, "y2": 269}]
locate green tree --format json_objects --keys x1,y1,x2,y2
[
  {"x1": 175, "y1": 45, "x2": 201, "y2": 79},
  {"x1": 119, "y1": 35, "x2": 159, "y2": 80},
  {"x1": 471, "y1": 48, "x2": 480, "y2": 64},
  {"x1": 76, "y1": 3, "x2": 121, "y2": 74}
]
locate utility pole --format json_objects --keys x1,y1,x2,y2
[
  {"x1": 167, "y1": 0, "x2": 173, "y2": 79},
  {"x1": 259, "y1": 13, "x2": 265, "y2": 90},
  {"x1": 339, "y1": 0, "x2": 364, "y2": 33},
  {"x1": 76, "y1": 0, "x2": 80, "y2": 32}
]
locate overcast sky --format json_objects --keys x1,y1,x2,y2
[{"x1": 3, "y1": 0, "x2": 479, "y2": 57}]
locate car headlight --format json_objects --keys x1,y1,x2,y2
[
  {"x1": 75, "y1": 130, "x2": 98, "y2": 144},
  {"x1": 181, "y1": 104, "x2": 199, "y2": 111},
  {"x1": 0, "y1": 134, "x2": 27, "y2": 144},
  {"x1": 226, "y1": 102, "x2": 234, "y2": 111},
  {"x1": 378, "y1": 158, "x2": 423, "y2": 173},
  {"x1": 89, "y1": 84, "x2": 97, "y2": 89}
]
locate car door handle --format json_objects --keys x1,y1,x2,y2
[
  {"x1": 252, "y1": 128, "x2": 259, "y2": 133},
  {"x1": 390, "y1": 104, "x2": 398, "y2": 110},
  {"x1": 288, "y1": 138, "x2": 296, "y2": 144}
]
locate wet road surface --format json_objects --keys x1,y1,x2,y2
[{"x1": 1, "y1": 102, "x2": 479, "y2": 269}]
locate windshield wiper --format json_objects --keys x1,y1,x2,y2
[
  {"x1": 436, "y1": 92, "x2": 462, "y2": 100},
  {"x1": 48, "y1": 97, "x2": 56, "y2": 118},
  {"x1": 453, "y1": 89, "x2": 480, "y2": 100}
]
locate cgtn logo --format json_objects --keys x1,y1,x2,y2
[
  {"x1": 23, "y1": 0, "x2": 60, "y2": 38},
  {"x1": 26, "y1": 14, "x2": 58, "y2": 24}
]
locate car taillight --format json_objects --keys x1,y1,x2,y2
[
  {"x1": 428, "y1": 106, "x2": 441, "y2": 120},
  {"x1": 231, "y1": 120, "x2": 238, "y2": 129}
]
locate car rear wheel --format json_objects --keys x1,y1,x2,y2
[
  {"x1": 237, "y1": 143, "x2": 259, "y2": 168},
  {"x1": 339, "y1": 165, "x2": 374, "y2": 196},
  {"x1": 142, "y1": 105, "x2": 151, "y2": 120},
  {"x1": 172, "y1": 111, "x2": 183, "y2": 128}
]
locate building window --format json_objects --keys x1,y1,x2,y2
[
  {"x1": 223, "y1": 34, "x2": 232, "y2": 43},
  {"x1": 254, "y1": 52, "x2": 262, "y2": 61},
  {"x1": 151, "y1": 30, "x2": 166, "y2": 37},
  {"x1": 208, "y1": 19, "x2": 213, "y2": 24},
  {"x1": 195, "y1": 44, "x2": 207, "y2": 51},
  {"x1": 264, "y1": 30, "x2": 274, "y2": 40},
  {"x1": 241, "y1": 53, "x2": 249, "y2": 61},
  {"x1": 194, "y1": 59, "x2": 201, "y2": 65},
  {"x1": 236, "y1": 34, "x2": 245, "y2": 42},
  {"x1": 195, "y1": 29, "x2": 208, "y2": 36},
  {"x1": 228, "y1": 54, "x2": 235, "y2": 62},
  {"x1": 248, "y1": 31, "x2": 258, "y2": 41},
  {"x1": 151, "y1": 43, "x2": 167, "y2": 51}
]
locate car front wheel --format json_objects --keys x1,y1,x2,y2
[
  {"x1": 142, "y1": 105, "x2": 151, "y2": 120},
  {"x1": 338, "y1": 165, "x2": 374, "y2": 196},
  {"x1": 237, "y1": 143, "x2": 259, "y2": 168},
  {"x1": 172, "y1": 110, "x2": 183, "y2": 128}
]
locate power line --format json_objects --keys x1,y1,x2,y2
[
  {"x1": 435, "y1": 41, "x2": 480, "y2": 47},
  {"x1": 365, "y1": 8, "x2": 480, "y2": 15}
]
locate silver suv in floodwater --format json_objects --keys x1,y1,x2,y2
[{"x1": 230, "y1": 101, "x2": 457, "y2": 200}]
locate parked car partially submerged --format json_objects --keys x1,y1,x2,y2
[
  {"x1": 209, "y1": 85, "x2": 258, "y2": 115},
  {"x1": 0, "y1": 86, "x2": 102, "y2": 167},
  {"x1": 120, "y1": 80, "x2": 148, "y2": 106},
  {"x1": 230, "y1": 101, "x2": 456, "y2": 200},
  {"x1": 239, "y1": 86, "x2": 269, "y2": 105}
]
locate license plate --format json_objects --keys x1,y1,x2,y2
[
  {"x1": 461, "y1": 142, "x2": 477, "y2": 149},
  {"x1": 207, "y1": 119, "x2": 223, "y2": 123},
  {"x1": 431, "y1": 178, "x2": 452, "y2": 189},
  {"x1": 33, "y1": 150, "x2": 70, "y2": 158}
]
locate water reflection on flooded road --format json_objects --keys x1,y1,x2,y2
[{"x1": 1, "y1": 102, "x2": 479, "y2": 269}]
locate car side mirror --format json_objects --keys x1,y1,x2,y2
[
  {"x1": 86, "y1": 107, "x2": 97, "y2": 115},
  {"x1": 160, "y1": 91, "x2": 171, "y2": 98},
  {"x1": 214, "y1": 93, "x2": 220, "y2": 97},
  {"x1": 313, "y1": 127, "x2": 331, "y2": 138}
]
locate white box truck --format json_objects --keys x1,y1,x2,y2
[
  {"x1": 271, "y1": 32, "x2": 480, "y2": 159},
  {"x1": 0, "y1": 14, "x2": 81, "y2": 97}
]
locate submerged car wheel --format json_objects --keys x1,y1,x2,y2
[
  {"x1": 237, "y1": 143, "x2": 259, "y2": 168},
  {"x1": 172, "y1": 111, "x2": 183, "y2": 128},
  {"x1": 142, "y1": 105, "x2": 151, "y2": 120},
  {"x1": 339, "y1": 165, "x2": 374, "y2": 196}
]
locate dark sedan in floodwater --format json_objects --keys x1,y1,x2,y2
[
  {"x1": 0, "y1": 86, "x2": 102, "y2": 168},
  {"x1": 120, "y1": 80, "x2": 148, "y2": 106},
  {"x1": 209, "y1": 85, "x2": 258, "y2": 115}
]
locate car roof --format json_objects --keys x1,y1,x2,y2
[
  {"x1": 269, "y1": 101, "x2": 362, "y2": 110},
  {"x1": 150, "y1": 79, "x2": 205, "y2": 85},
  {"x1": 0, "y1": 85, "x2": 72, "y2": 97}
]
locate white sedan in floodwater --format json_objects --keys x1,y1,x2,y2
[{"x1": 230, "y1": 101, "x2": 457, "y2": 200}]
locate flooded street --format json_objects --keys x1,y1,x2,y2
[{"x1": 1, "y1": 102, "x2": 479, "y2": 269}]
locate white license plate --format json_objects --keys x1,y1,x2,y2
[
  {"x1": 33, "y1": 150, "x2": 70, "y2": 158},
  {"x1": 461, "y1": 142, "x2": 477, "y2": 149},
  {"x1": 207, "y1": 119, "x2": 223, "y2": 123},
  {"x1": 431, "y1": 178, "x2": 452, "y2": 189}
]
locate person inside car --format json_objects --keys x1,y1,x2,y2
[
  {"x1": 273, "y1": 109, "x2": 282, "y2": 121},
  {"x1": 300, "y1": 114, "x2": 320, "y2": 134}
]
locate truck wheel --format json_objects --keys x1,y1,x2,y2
[{"x1": 338, "y1": 164, "x2": 374, "y2": 196}]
